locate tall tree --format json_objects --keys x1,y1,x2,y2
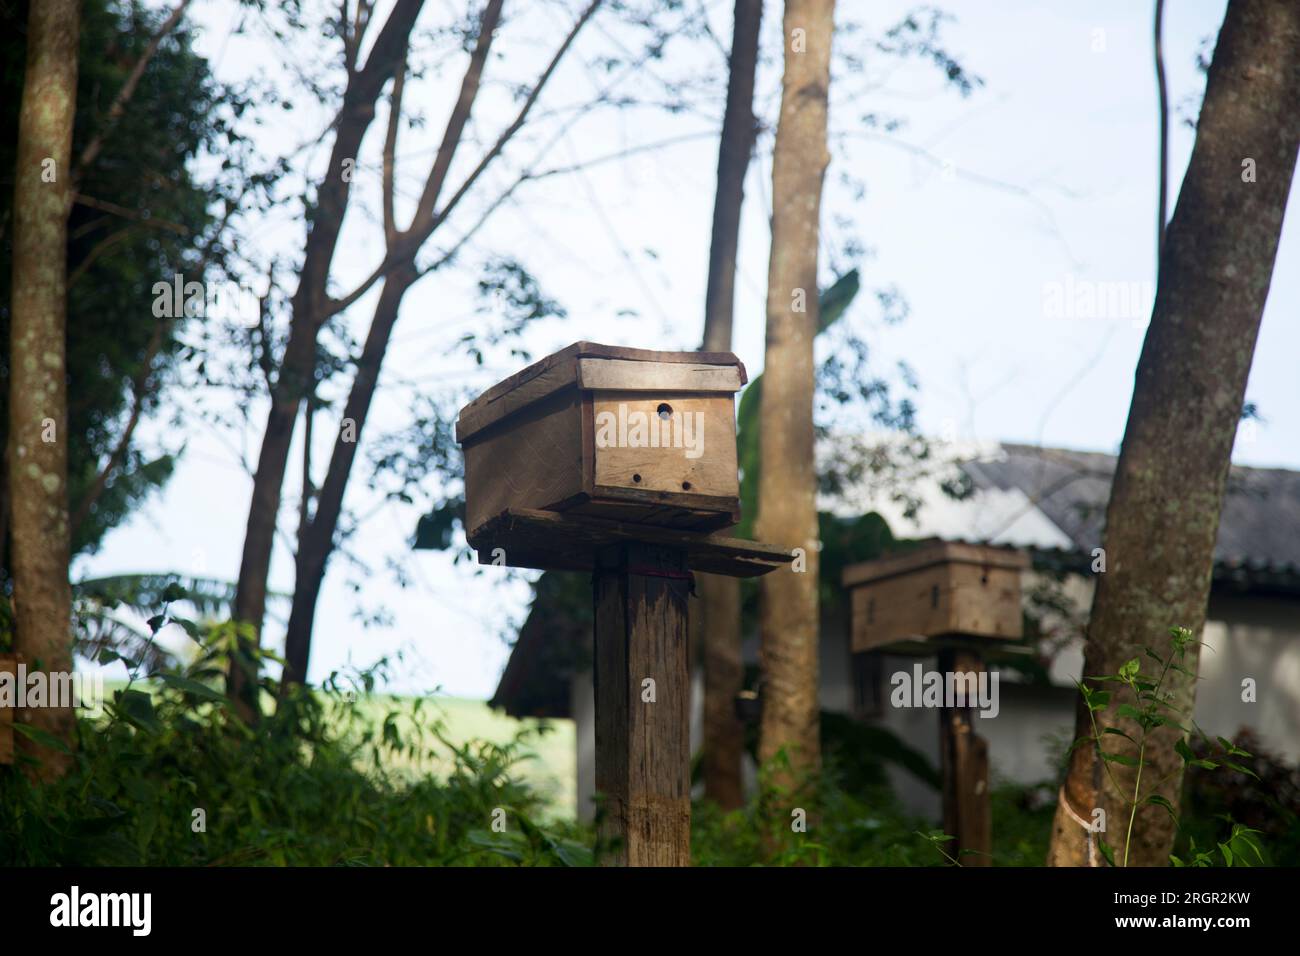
[
  {"x1": 227, "y1": 0, "x2": 427, "y2": 718},
  {"x1": 278, "y1": 0, "x2": 605, "y2": 692},
  {"x1": 697, "y1": 0, "x2": 762, "y2": 811},
  {"x1": 7, "y1": 0, "x2": 81, "y2": 777},
  {"x1": 1047, "y1": 0, "x2": 1300, "y2": 867},
  {"x1": 756, "y1": 0, "x2": 835, "y2": 789}
]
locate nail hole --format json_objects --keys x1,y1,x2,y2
[
  {"x1": 681, "y1": 481, "x2": 692, "y2": 491},
  {"x1": 633, "y1": 474, "x2": 642, "y2": 483},
  {"x1": 657, "y1": 402, "x2": 673, "y2": 420}
]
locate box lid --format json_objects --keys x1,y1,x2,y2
[
  {"x1": 841, "y1": 540, "x2": 1029, "y2": 588},
  {"x1": 456, "y1": 342, "x2": 748, "y2": 443}
]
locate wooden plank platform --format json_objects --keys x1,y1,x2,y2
[{"x1": 467, "y1": 508, "x2": 793, "y2": 578}]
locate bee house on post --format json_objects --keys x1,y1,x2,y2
[
  {"x1": 843, "y1": 540, "x2": 1028, "y2": 655},
  {"x1": 457, "y1": 341, "x2": 745, "y2": 540},
  {"x1": 843, "y1": 540, "x2": 1029, "y2": 867},
  {"x1": 458, "y1": 342, "x2": 792, "y2": 867}
]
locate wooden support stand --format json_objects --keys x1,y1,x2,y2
[
  {"x1": 469, "y1": 508, "x2": 792, "y2": 866},
  {"x1": 593, "y1": 543, "x2": 691, "y2": 866},
  {"x1": 937, "y1": 647, "x2": 991, "y2": 866}
]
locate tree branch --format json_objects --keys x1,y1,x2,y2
[
  {"x1": 71, "y1": 320, "x2": 166, "y2": 535},
  {"x1": 404, "y1": 0, "x2": 505, "y2": 239},
  {"x1": 325, "y1": 0, "x2": 604, "y2": 317},
  {"x1": 382, "y1": 52, "x2": 408, "y2": 245},
  {"x1": 72, "y1": 0, "x2": 194, "y2": 190}
]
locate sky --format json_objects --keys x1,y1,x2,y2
[{"x1": 76, "y1": 0, "x2": 1297, "y2": 699}]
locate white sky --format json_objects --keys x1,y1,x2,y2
[{"x1": 76, "y1": 0, "x2": 1298, "y2": 698}]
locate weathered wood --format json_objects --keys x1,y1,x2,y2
[
  {"x1": 455, "y1": 359, "x2": 576, "y2": 444},
  {"x1": 457, "y1": 341, "x2": 747, "y2": 442},
  {"x1": 844, "y1": 541, "x2": 1027, "y2": 653},
  {"x1": 0, "y1": 654, "x2": 16, "y2": 765},
  {"x1": 578, "y1": 357, "x2": 743, "y2": 393},
  {"x1": 459, "y1": 342, "x2": 747, "y2": 533},
  {"x1": 591, "y1": 392, "x2": 738, "y2": 501},
  {"x1": 938, "y1": 648, "x2": 992, "y2": 866},
  {"x1": 594, "y1": 543, "x2": 692, "y2": 866},
  {"x1": 462, "y1": 388, "x2": 584, "y2": 536},
  {"x1": 468, "y1": 508, "x2": 792, "y2": 577}
]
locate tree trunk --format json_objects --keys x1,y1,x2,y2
[
  {"x1": 755, "y1": 0, "x2": 834, "y2": 790},
  {"x1": 1047, "y1": 0, "x2": 1300, "y2": 867},
  {"x1": 7, "y1": 0, "x2": 80, "y2": 779},
  {"x1": 227, "y1": 0, "x2": 425, "y2": 718},
  {"x1": 275, "y1": 0, "x2": 609, "y2": 697},
  {"x1": 281, "y1": 265, "x2": 416, "y2": 690},
  {"x1": 698, "y1": 0, "x2": 762, "y2": 812}
]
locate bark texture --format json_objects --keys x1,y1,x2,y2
[
  {"x1": 755, "y1": 0, "x2": 834, "y2": 788},
  {"x1": 8, "y1": 0, "x2": 81, "y2": 779},
  {"x1": 1047, "y1": 0, "x2": 1300, "y2": 867},
  {"x1": 698, "y1": 0, "x2": 762, "y2": 811}
]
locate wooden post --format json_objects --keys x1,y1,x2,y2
[
  {"x1": 462, "y1": 507, "x2": 792, "y2": 865},
  {"x1": 938, "y1": 647, "x2": 991, "y2": 866},
  {"x1": 593, "y1": 542, "x2": 692, "y2": 866}
]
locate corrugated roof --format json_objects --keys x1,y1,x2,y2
[{"x1": 967, "y1": 443, "x2": 1300, "y2": 571}]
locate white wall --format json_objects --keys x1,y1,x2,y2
[{"x1": 568, "y1": 573, "x2": 1300, "y2": 824}]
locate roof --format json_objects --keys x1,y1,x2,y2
[
  {"x1": 491, "y1": 442, "x2": 1300, "y2": 716},
  {"x1": 966, "y1": 443, "x2": 1300, "y2": 577}
]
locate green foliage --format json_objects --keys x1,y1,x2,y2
[
  {"x1": 1074, "y1": 626, "x2": 1268, "y2": 867},
  {"x1": 691, "y1": 758, "x2": 1052, "y2": 867},
  {"x1": 0, "y1": 629, "x2": 584, "y2": 866},
  {"x1": 1177, "y1": 728, "x2": 1300, "y2": 866},
  {"x1": 691, "y1": 751, "x2": 939, "y2": 867},
  {"x1": 1, "y1": 0, "x2": 252, "y2": 559}
]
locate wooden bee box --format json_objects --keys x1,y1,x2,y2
[
  {"x1": 457, "y1": 342, "x2": 746, "y2": 537},
  {"x1": 842, "y1": 541, "x2": 1028, "y2": 653}
]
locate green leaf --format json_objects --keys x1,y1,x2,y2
[
  {"x1": 1115, "y1": 703, "x2": 1146, "y2": 723},
  {"x1": 1218, "y1": 842, "x2": 1234, "y2": 867},
  {"x1": 1144, "y1": 794, "x2": 1178, "y2": 824},
  {"x1": 1086, "y1": 690, "x2": 1112, "y2": 712},
  {"x1": 1100, "y1": 750, "x2": 1140, "y2": 767},
  {"x1": 1148, "y1": 714, "x2": 1190, "y2": 733},
  {"x1": 1118, "y1": 658, "x2": 1140, "y2": 681},
  {"x1": 1175, "y1": 737, "x2": 1196, "y2": 763},
  {"x1": 1098, "y1": 839, "x2": 1116, "y2": 867},
  {"x1": 12, "y1": 721, "x2": 72, "y2": 754},
  {"x1": 157, "y1": 672, "x2": 227, "y2": 703},
  {"x1": 1220, "y1": 760, "x2": 1258, "y2": 780},
  {"x1": 115, "y1": 688, "x2": 161, "y2": 733},
  {"x1": 1102, "y1": 727, "x2": 1136, "y2": 743}
]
